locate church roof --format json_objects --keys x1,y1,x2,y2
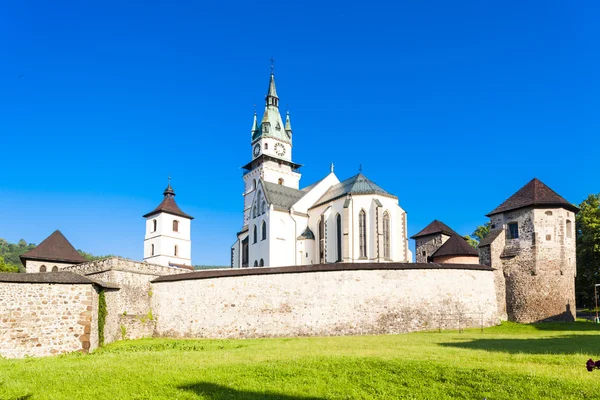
[
  {"x1": 143, "y1": 197, "x2": 194, "y2": 220},
  {"x1": 297, "y1": 227, "x2": 315, "y2": 240},
  {"x1": 411, "y1": 220, "x2": 459, "y2": 239},
  {"x1": 20, "y1": 230, "x2": 88, "y2": 265},
  {"x1": 251, "y1": 73, "x2": 291, "y2": 144},
  {"x1": 311, "y1": 173, "x2": 396, "y2": 209},
  {"x1": 431, "y1": 235, "x2": 478, "y2": 259},
  {"x1": 262, "y1": 180, "x2": 307, "y2": 212},
  {"x1": 486, "y1": 178, "x2": 579, "y2": 216}
]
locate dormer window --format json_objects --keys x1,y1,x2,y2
[
  {"x1": 506, "y1": 222, "x2": 519, "y2": 240},
  {"x1": 276, "y1": 122, "x2": 281, "y2": 131},
  {"x1": 263, "y1": 123, "x2": 269, "y2": 133}
]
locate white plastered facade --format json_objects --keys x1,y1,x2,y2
[{"x1": 144, "y1": 212, "x2": 192, "y2": 267}]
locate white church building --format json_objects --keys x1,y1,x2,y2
[{"x1": 231, "y1": 72, "x2": 412, "y2": 268}]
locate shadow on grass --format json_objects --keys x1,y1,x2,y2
[
  {"x1": 441, "y1": 334, "x2": 600, "y2": 355},
  {"x1": 179, "y1": 382, "x2": 325, "y2": 400},
  {"x1": 530, "y1": 321, "x2": 600, "y2": 331}
]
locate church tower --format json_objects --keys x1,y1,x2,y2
[
  {"x1": 143, "y1": 180, "x2": 193, "y2": 267},
  {"x1": 240, "y1": 70, "x2": 302, "y2": 226}
]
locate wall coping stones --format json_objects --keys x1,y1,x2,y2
[
  {"x1": 0, "y1": 271, "x2": 119, "y2": 289},
  {"x1": 153, "y1": 262, "x2": 494, "y2": 283}
]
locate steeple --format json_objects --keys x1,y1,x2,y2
[
  {"x1": 163, "y1": 177, "x2": 175, "y2": 199},
  {"x1": 266, "y1": 73, "x2": 279, "y2": 108},
  {"x1": 251, "y1": 111, "x2": 258, "y2": 136},
  {"x1": 285, "y1": 111, "x2": 292, "y2": 135}
]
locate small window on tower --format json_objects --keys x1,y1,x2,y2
[
  {"x1": 566, "y1": 219, "x2": 573, "y2": 238},
  {"x1": 153, "y1": 219, "x2": 157, "y2": 232},
  {"x1": 174, "y1": 245, "x2": 178, "y2": 257},
  {"x1": 265, "y1": 143, "x2": 268, "y2": 150},
  {"x1": 52, "y1": 266, "x2": 58, "y2": 272},
  {"x1": 278, "y1": 178, "x2": 284, "y2": 185},
  {"x1": 40, "y1": 265, "x2": 47, "y2": 272},
  {"x1": 173, "y1": 220, "x2": 179, "y2": 232},
  {"x1": 151, "y1": 244, "x2": 155, "y2": 256},
  {"x1": 506, "y1": 222, "x2": 519, "y2": 240}
]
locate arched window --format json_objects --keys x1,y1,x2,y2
[
  {"x1": 173, "y1": 220, "x2": 179, "y2": 232},
  {"x1": 319, "y1": 219, "x2": 324, "y2": 263},
  {"x1": 383, "y1": 211, "x2": 391, "y2": 259},
  {"x1": 153, "y1": 219, "x2": 157, "y2": 232},
  {"x1": 174, "y1": 245, "x2": 178, "y2": 257},
  {"x1": 257, "y1": 191, "x2": 262, "y2": 213},
  {"x1": 359, "y1": 209, "x2": 367, "y2": 258},
  {"x1": 262, "y1": 221, "x2": 267, "y2": 240},
  {"x1": 253, "y1": 225, "x2": 257, "y2": 244},
  {"x1": 278, "y1": 178, "x2": 284, "y2": 185},
  {"x1": 252, "y1": 179, "x2": 256, "y2": 191},
  {"x1": 151, "y1": 244, "x2": 155, "y2": 256},
  {"x1": 262, "y1": 200, "x2": 266, "y2": 214},
  {"x1": 253, "y1": 204, "x2": 257, "y2": 218},
  {"x1": 259, "y1": 258, "x2": 264, "y2": 267},
  {"x1": 253, "y1": 260, "x2": 258, "y2": 267},
  {"x1": 39, "y1": 265, "x2": 46, "y2": 272},
  {"x1": 336, "y1": 214, "x2": 342, "y2": 262},
  {"x1": 52, "y1": 266, "x2": 58, "y2": 272}
]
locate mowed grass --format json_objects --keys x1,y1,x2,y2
[{"x1": 1, "y1": 322, "x2": 600, "y2": 399}]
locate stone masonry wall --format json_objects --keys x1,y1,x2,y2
[
  {"x1": 0, "y1": 283, "x2": 98, "y2": 358},
  {"x1": 414, "y1": 234, "x2": 450, "y2": 263},
  {"x1": 152, "y1": 267, "x2": 499, "y2": 339}
]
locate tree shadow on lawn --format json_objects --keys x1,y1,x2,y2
[
  {"x1": 530, "y1": 321, "x2": 600, "y2": 331},
  {"x1": 179, "y1": 382, "x2": 325, "y2": 400},
  {"x1": 440, "y1": 335, "x2": 600, "y2": 355}
]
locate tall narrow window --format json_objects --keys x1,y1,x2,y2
[
  {"x1": 383, "y1": 211, "x2": 391, "y2": 259},
  {"x1": 151, "y1": 244, "x2": 155, "y2": 255},
  {"x1": 506, "y1": 222, "x2": 519, "y2": 240},
  {"x1": 259, "y1": 258, "x2": 264, "y2": 267},
  {"x1": 566, "y1": 220, "x2": 573, "y2": 238},
  {"x1": 173, "y1": 220, "x2": 179, "y2": 232},
  {"x1": 174, "y1": 245, "x2": 178, "y2": 256},
  {"x1": 253, "y1": 260, "x2": 258, "y2": 267},
  {"x1": 359, "y1": 209, "x2": 367, "y2": 258},
  {"x1": 257, "y1": 191, "x2": 262, "y2": 213},
  {"x1": 153, "y1": 219, "x2": 157, "y2": 232},
  {"x1": 253, "y1": 204, "x2": 257, "y2": 218},
  {"x1": 253, "y1": 225, "x2": 257, "y2": 244},
  {"x1": 262, "y1": 200, "x2": 266, "y2": 214},
  {"x1": 52, "y1": 266, "x2": 58, "y2": 272},
  {"x1": 319, "y1": 219, "x2": 324, "y2": 263},
  {"x1": 336, "y1": 214, "x2": 342, "y2": 262},
  {"x1": 40, "y1": 265, "x2": 47, "y2": 272},
  {"x1": 262, "y1": 221, "x2": 267, "y2": 240}
]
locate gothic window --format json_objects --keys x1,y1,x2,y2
[
  {"x1": 153, "y1": 219, "x2": 157, "y2": 232},
  {"x1": 40, "y1": 265, "x2": 46, "y2": 272},
  {"x1": 278, "y1": 178, "x2": 284, "y2": 185},
  {"x1": 319, "y1": 219, "x2": 324, "y2": 263},
  {"x1": 259, "y1": 259, "x2": 264, "y2": 267},
  {"x1": 253, "y1": 225, "x2": 257, "y2": 244},
  {"x1": 151, "y1": 244, "x2": 155, "y2": 255},
  {"x1": 257, "y1": 191, "x2": 262, "y2": 213},
  {"x1": 52, "y1": 266, "x2": 58, "y2": 272},
  {"x1": 262, "y1": 221, "x2": 267, "y2": 240},
  {"x1": 506, "y1": 222, "x2": 519, "y2": 240},
  {"x1": 173, "y1": 220, "x2": 179, "y2": 232},
  {"x1": 253, "y1": 260, "x2": 258, "y2": 267},
  {"x1": 253, "y1": 204, "x2": 257, "y2": 218},
  {"x1": 359, "y1": 209, "x2": 367, "y2": 258},
  {"x1": 174, "y1": 245, "x2": 178, "y2": 256},
  {"x1": 383, "y1": 211, "x2": 391, "y2": 259},
  {"x1": 262, "y1": 200, "x2": 266, "y2": 214},
  {"x1": 566, "y1": 219, "x2": 573, "y2": 238},
  {"x1": 336, "y1": 214, "x2": 342, "y2": 262}
]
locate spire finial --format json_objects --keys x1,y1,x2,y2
[
  {"x1": 163, "y1": 176, "x2": 175, "y2": 198},
  {"x1": 358, "y1": 163, "x2": 363, "y2": 173},
  {"x1": 330, "y1": 163, "x2": 334, "y2": 173},
  {"x1": 270, "y1": 57, "x2": 275, "y2": 74}
]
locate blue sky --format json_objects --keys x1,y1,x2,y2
[{"x1": 1, "y1": 1, "x2": 598, "y2": 265}]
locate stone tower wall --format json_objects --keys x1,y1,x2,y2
[{"x1": 414, "y1": 233, "x2": 451, "y2": 263}]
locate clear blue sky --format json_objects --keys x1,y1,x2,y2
[{"x1": 1, "y1": 1, "x2": 598, "y2": 265}]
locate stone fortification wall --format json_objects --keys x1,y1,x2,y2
[
  {"x1": 0, "y1": 282, "x2": 98, "y2": 358},
  {"x1": 151, "y1": 263, "x2": 499, "y2": 339},
  {"x1": 63, "y1": 257, "x2": 187, "y2": 343}
]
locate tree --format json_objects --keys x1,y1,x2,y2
[
  {"x1": 465, "y1": 221, "x2": 491, "y2": 248},
  {"x1": 0, "y1": 256, "x2": 19, "y2": 273},
  {"x1": 575, "y1": 194, "x2": 600, "y2": 308}
]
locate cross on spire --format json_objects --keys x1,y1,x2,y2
[
  {"x1": 270, "y1": 57, "x2": 275, "y2": 74},
  {"x1": 359, "y1": 163, "x2": 363, "y2": 173}
]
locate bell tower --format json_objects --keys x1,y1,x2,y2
[{"x1": 240, "y1": 69, "x2": 302, "y2": 226}]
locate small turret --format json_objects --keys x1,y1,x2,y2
[{"x1": 285, "y1": 111, "x2": 292, "y2": 138}]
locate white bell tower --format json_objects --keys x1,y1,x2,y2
[{"x1": 143, "y1": 179, "x2": 193, "y2": 267}]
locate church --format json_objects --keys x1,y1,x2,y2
[{"x1": 230, "y1": 72, "x2": 412, "y2": 268}]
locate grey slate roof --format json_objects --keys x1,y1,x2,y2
[
  {"x1": 312, "y1": 173, "x2": 396, "y2": 209},
  {"x1": 411, "y1": 220, "x2": 459, "y2": 239},
  {"x1": 297, "y1": 227, "x2": 315, "y2": 240},
  {"x1": 0, "y1": 271, "x2": 119, "y2": 289},
  {"x1": 262, "y1": 180, "x2": 306, "y2": 212},
  {"x1": 487, "y1": 178, "x2": 579, "y2": 216},
  {"x1": 478, "y1": 229, "x2": 504, "y2": 247},
  {"x1": 431, "y1": 235, "x2": 478, "y2": 258}
]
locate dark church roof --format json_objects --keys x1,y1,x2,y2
[
  {"x1": 431, "y1": 235, "x2": 478, "y2": 258},
  {"x1": 487, "y1": 178, "x2": 579, "y2": 216},
  {"x1": 143, "y1": 197, "x2": 194, "y2": 219},
  {"x1": 477, "y1": 229, "x2": 504, "y2": 248},
  {"x1": 20, "y1": 230, "x2": 87, "y2": 266},
  {"x1": 312, "y1": 173, "x2": 396, "y2": 209},
  {"x1": 262, "y1": 180, "x2": 307, "y2": 212},
  {"x1": 297, "y1": 227, "x2": 315, "y2": 240},
  {"x1": 411, "y1": 220, "x2": 459, "y2": 239}
]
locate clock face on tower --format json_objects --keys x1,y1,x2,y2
[
  {"x1": 274, "y1": 143, "x2": 286, "y2": 157},
  {"x1": 253, "y1": 144, "x2": 260, "y2": 157}
]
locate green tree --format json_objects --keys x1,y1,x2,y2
[
  {"x1": 575, "y1": 194, "x2": 600, "y2": 308},
  {"x1": 0, "y1": 256, "x2": 19, "y2": 273},
  {"x1": 465, "y1": 222, "x2": 491, "y2": 248}
]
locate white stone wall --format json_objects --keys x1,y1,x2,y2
[
  {"x1": 152, "y1": 267, "x2": 498, "y2": 339},
  {"x1": 25, "y1": 260, "x2": 76, "y2": 273},
  {"x1": 144, "y1": 213, "x2": 191, "y2": 266}
]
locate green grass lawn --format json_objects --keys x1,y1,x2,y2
[{"x1": 1, "y1": 322, "x2": 600, "y2": 399}]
